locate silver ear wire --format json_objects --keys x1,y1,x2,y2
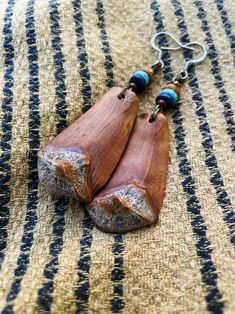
[
  {"x1": 151, "y1": 31, "x2": 207, "y2": 80},
  {"x1": 179, "y1": 41, "x2": 207, "y2": 80},
  {"x1": 151, "y1": 31, "x2": 195, "y2": 68}
]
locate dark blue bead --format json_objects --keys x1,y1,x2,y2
[
  {"x1": 156, "y1": 94, "x2": 178, "y2": 110},
  {"x1": 160, "y1": 88, "x2": 178, "y2": 102},
  {"x1": 129, "y1": 75, "x2": 147, "y2": 93}
]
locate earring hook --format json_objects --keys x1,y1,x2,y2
[
  {"x1": 150, "y1": 31, "x2": 207, "y2": 78},
  {"x1": 151, "y1": 31, "x2": 196, "y2": 68},
  {"x1": 179, "y1": 41, "x2": 207, "y2": 80}
]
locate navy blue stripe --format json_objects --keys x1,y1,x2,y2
[
  {"x1": 95, "y1": 1, "x2": 125, "y2": 312},
  {"x1": 36, "y1": 0, "x2": 68, "y2": 311},
  {"x1": 172, "y1": 112, "x2": 224, "y2": 314},
  {"x1": 0, "y1": 0, "x2": 15, "y2": 269},
  {"x1": 71, "y1": 0, "x2": 94, "y2": 311},
  {"x1": 111, "y1": 235, "x2": 125, "y2": 313},
  {"x1": 95, "y1": 2, "x2": 125, "y2": 312},
  {"x1": 172, "y1": 0, "x2": 235, "y2": 247},
  {"x1": 214, "y1": 0, "x2": 235, "y2": 66},
  {"x1": 151, "y1": 1, "x2": 224, "y2": 313},
  {"x1": 37, "y1": 199, "x2": 67, "y2": 312},
  {"x1": 2, "y1": 0, "x2": 40, "y2": 312},
  {"x1": 194, "y1": 0, "x2": 235, "y2": 152},
  {"x1": 74, "y1": 210, "x2": 94, "y2": 312},
  {"x1": 72, "y1": 0, "x2": 92, "y2": 112},
  {"x1": 96, "y1": 0, "x2": 114, "y2": 88},
  {"x1": 49, "y1": 0, "x2": 68, "y2": 133}
]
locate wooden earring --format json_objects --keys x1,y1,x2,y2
[
  {"x1": 87, "y1": 35, "x2": 208, "y2": 233},
  {"x1": 37, "y1": 64, "x2": 162, "y2": 203},
  {"x1": 86, "y1": 88, "x2": 173, "y2": 233}
]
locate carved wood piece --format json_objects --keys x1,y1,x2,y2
[
  {"x1": 88, "y1": 112, "x2": 169, "y2": 233},
  {"x1": 38, "y1": 87, "x2": 139, "y2": 203}
]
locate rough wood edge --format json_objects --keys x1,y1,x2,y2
[
  {"x1": 38, "y1": 150, "x2": 92, "y2": 202},
  {"x1": 87, "y1": 184, "x2": 158, "y2": 233}
]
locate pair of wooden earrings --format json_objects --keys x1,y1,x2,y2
[{"x1": 38, "y1": 32, "x2": 207, "y2": 233}]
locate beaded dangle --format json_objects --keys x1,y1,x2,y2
[
  {"x1": 118, "y1": 63, "x2": 162, "y2": 99},
  {"x1": 87, "y1": 33, "x2": 207, "y2": 233},
  {"x1": 150, "y1": 33, "x2": 207, "y2": 121}
]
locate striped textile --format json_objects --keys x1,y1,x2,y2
[{"x1": 0, "y1": 0, "x2": 234, "y2": 313}]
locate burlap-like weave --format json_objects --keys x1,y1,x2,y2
[{"x1": 0, "y1": 0, "x2": 234, "y2": 313}]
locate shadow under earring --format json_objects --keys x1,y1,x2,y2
[{"x1": 87, "y1": 34, "x2": 207, "y2": 233}]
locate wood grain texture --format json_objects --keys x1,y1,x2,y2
[
  {"x1": 38, "y1": 87, "x2": 138, "y2": 203},
  {"x1": 88, "y1": 112, "x2": 169, "y2": 233}
]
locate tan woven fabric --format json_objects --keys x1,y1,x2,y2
[{"x1": 0, "y1": 0, "x2": 234, "y2": 313}]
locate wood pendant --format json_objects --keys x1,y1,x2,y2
[
  {"x1": 38, "y1": 87, "x2": 138, "y2": 203},
  {"x1": 87, "y1": 112, "x2": 169, "y2": 233}
]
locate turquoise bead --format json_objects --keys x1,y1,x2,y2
[
  {"x1": 160, "y1": 88, "x2": 178, "y2": 103},
  {"x1": 156, "y1": 87, "x2": 179, "y2": 110},
  {"x1": 134, "y1": 70, "x2": 150, "y2": 86},
  {"x1": 129, "y1": 70, "x2": 150, "y2": 93}
]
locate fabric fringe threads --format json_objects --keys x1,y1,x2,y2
[{"x1": 0, "y1": 0, "x2": 234, "y2": 313}]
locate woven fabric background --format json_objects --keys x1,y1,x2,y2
[{"x1": 0, "y1": 0, "x2": 234, "y2": 313}]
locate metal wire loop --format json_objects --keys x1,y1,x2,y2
[{"x1": 151, "y1": 31, "x2": 207, "y2": 77}]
